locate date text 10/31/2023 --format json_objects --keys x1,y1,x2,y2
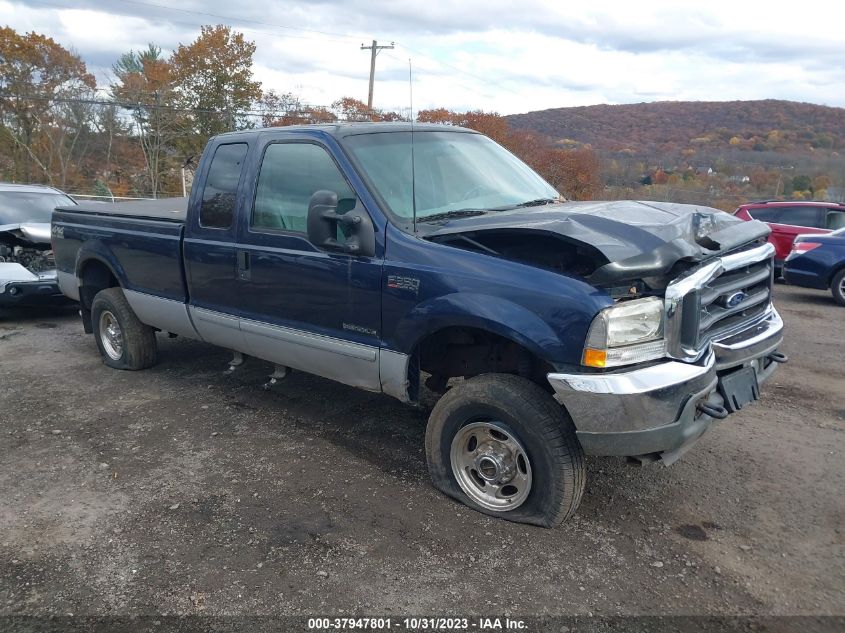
[{"x1": 307, "y1": 617, "x2": 528, "y2": 630}]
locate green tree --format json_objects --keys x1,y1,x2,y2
[{"x1": 792, "y1": 174, "x2": 812, "y2": 193}]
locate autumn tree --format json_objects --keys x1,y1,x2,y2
[
  {"x1": 418, "y1": 108, "x2": 510, "y2": 145},
  {"x1": 112, "y1": 44, "x2": 184, "y2": 197},
  {"x1": 260, "y1": 91, "x2": 334, "y2": 127},
  {"x1": 171, "y1": 25, "x2": 262, "y2": 154},
  {"x1": 332, "y1": 97, "x2": 371, "y2": 121},
  {"x1": 257, "y1": 90, "x2": 305, "y2": 127},
  {"x1": 330, "y1": 96, "x2": 404, "y2": 122},
  {"x1": 0, "y1": 26, "x2": 96, "y2": 183}
]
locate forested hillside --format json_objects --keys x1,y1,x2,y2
[{"x1": 506, "y1": 100, "x2": 843, "y2": 156}]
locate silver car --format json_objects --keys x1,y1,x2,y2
[{"x1": 0, "y1": 183, "x2": 76, "y2": 308}]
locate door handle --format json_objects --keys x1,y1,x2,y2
[{"x1": 237, "y1": 249, "x2": 251, "y2": 281}]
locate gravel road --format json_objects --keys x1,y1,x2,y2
[{"x1": 1, "y1": 283, "x2": 842, "y2": 624}]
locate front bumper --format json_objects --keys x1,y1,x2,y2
[
  {"x1": 548, "y1": 307, "x2": 784, "y2": 463},
  {"x1": 0, "y1": 269, "x2": 69, "y2": 308}
]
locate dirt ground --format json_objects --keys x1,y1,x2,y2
[{"x1": 0, "y1": 283, "x2": 843, "y2": 625}]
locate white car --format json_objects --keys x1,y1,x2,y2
[{"x1": 0, "y1": 183, "x2": 76, "y2": 308}]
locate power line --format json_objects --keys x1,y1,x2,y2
[
  {"x1": 381, "y1": 51, "x2": 503, "y2": 104},
  {"x1": 0, "y1": 92, "x2": 333, "y2": 119},
  {"x1": 27, "y1": 0, "x2": 515, "y2": 109}
]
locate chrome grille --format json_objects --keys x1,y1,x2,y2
[
  {"x1": 665, "y1": 242, "x2": 776, "y2": 362},
  {"x1": 695, "y1": 258, "x2": 773, "y2": 347}
]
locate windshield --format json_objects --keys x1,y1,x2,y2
[
  {"x1": 342, "y1": 131, "x2": 559, "y2": 223},
  {"x1": 0, "y1": 191, "x2": 75, "y2": 224}
]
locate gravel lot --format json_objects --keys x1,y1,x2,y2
[{"x1": 1, "y1": 283, "x2": 842, "y2": 624}]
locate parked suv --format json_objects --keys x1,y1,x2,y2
[{"x1": 734, "y1": 201, "x2": 845, "y2": 273}]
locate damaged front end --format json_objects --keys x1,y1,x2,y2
[
  {"x1": 0, "y1": 223, "x2": 68, "y2": 308},
  {"x1": 423, "y1": 200, "x2": 772, "y2": 295},
  {"x1": 422, "y1": 199, "x2": 785, "y2": 464}
]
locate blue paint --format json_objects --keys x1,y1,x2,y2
[
  {"x1": 783, "y1": 230, "x2": 845, "y2": 290},
  {"x1": 52, "y1": 125, "x2": 616, "y2": 370}
]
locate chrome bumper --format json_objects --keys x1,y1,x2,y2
[{"x1": 548, "y1": 307, "x2": 784, "y2": 460}]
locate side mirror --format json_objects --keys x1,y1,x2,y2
[{"x1": 306, "y1": 190, "x2": 375, "y2": 257}]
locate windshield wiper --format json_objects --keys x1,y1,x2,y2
[
  {"x1": 417, "y1": 208, "x2": 490, "y2": 224},
  {"x1": 512, "y1": 198, "x2": 558, "y2": 208}
]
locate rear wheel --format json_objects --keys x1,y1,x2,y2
[
  {"x1": 425, "y1": 373, "x2": 586, "y2": 527},
  {"x1": 831, "y1": 269, "x2": 845, "y2": 306},
  {"x1": 91, "y1": 287, "x2": 157, "y2": 370}
]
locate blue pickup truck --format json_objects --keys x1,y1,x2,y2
[{"x1": 52, "y1": 123, "x2": 786, "y2": 526}]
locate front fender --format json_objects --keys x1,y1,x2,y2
[{"x1": 393, "y1": 292, "x2": 587, "y2": 364}]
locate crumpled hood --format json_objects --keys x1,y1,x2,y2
[
  {"x1": 0, "y1": 222, "x2": 52, "y2": 244},
  {"x1": 426, "y1": 200, "x2": 770, "y2": 284}
]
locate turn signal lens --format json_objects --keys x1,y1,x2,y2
[{"x1": 583, "y1": 348, "x2": 607, "y2": 368}]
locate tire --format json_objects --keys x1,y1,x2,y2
[
  {"x1": 831, "y1": 269, "x2": 845, "y2": 307},
  {"x1": 425, "y1": 373, "x2": 586, "y2": 527},
  {"x1": 91, "y1": 287, "x2": 157, "y2": 370}
]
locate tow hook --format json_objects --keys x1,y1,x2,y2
[
  {"x1": 767, "y1": 351, "x2": 788, "y2": 364},
  {"x1": 697, "y1": 401, "x2": 729, "y2": 419}
]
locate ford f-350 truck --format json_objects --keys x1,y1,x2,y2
[{"x1": 52, "y1": 123, "x2": 786, "y2": 527}]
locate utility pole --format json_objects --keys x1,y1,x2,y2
[{"x1": 361, "y1": 40, "x2": 394, "y2": 113}]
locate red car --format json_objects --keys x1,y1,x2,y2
[{"x1": 734, "y1": 201, "x2": 845, "y2": 273}]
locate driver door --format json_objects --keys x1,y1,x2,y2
[{"x1": 234, "y1": 138, "x2": 384, "y2": 391}]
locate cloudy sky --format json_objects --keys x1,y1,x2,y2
[{"x1": 3, "y1": 0, "x2": 844, "y2": 115}]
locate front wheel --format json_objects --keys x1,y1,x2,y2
[
  {"x1": 91, "y1": 287, "x2": 158, "y2": 370},
  {"x1": 425, "y1": 374, "x2": 586, "y2": 527},
  {"x1": 831, "y1": 269, "x2": 845, "y2": 306}
]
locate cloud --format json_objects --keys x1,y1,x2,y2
[{"x1": 2, "y1": 0, "x2": 843, "y2": 114}]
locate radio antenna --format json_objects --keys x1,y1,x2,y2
[{"x1": 409, "y1": 57, "x2": 418, "y2": 234}]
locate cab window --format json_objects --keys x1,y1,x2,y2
[
  {"x1": 199, "y1": 143, "x2": 248, "y2": 229},
  {"x1": 252, "y1": 143, "x2": 355, "y2": 234}
]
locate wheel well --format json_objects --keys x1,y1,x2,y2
[
  {"x1": 410, "y1": 326, "x2": 554, "y2": 400},
  {"x1": 828, "y1": 263, "x2": 845, "y2": 286},
  {"x1": 79, "y1": 259, "x2": 119, "y2": 311}
]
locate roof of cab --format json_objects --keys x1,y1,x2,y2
[{"x1": 213, "y1": 121, "x2": 478, "y2": 141}]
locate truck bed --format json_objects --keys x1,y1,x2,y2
[
  {"x1": 52, "y1": 201, "x2": 188, "y2": 304},
  {"x1": 57, "y1": 197, "x2": 188, "y2": 222}
]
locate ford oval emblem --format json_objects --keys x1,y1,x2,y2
[{"x1": 725, "y1": 291, "x2": 747, "y2": 308}]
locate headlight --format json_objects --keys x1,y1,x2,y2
[{"x1": 583, "y1": 297, "x2": 666, "y2": 368}]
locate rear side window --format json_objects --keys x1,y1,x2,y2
[
  {"x1": 252, "y1": 143, "x2": 355, "y2": 234},
  {"x1": 199, "y1": 143, "x2": 249, "y2": 229}
]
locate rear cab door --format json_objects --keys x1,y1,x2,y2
[
  {"x1": 232, "y1": 129, "x2": 386, "y2": 391},
  {"x1": 184, "y1": 137, "x2": 252, "y2": 349}
]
